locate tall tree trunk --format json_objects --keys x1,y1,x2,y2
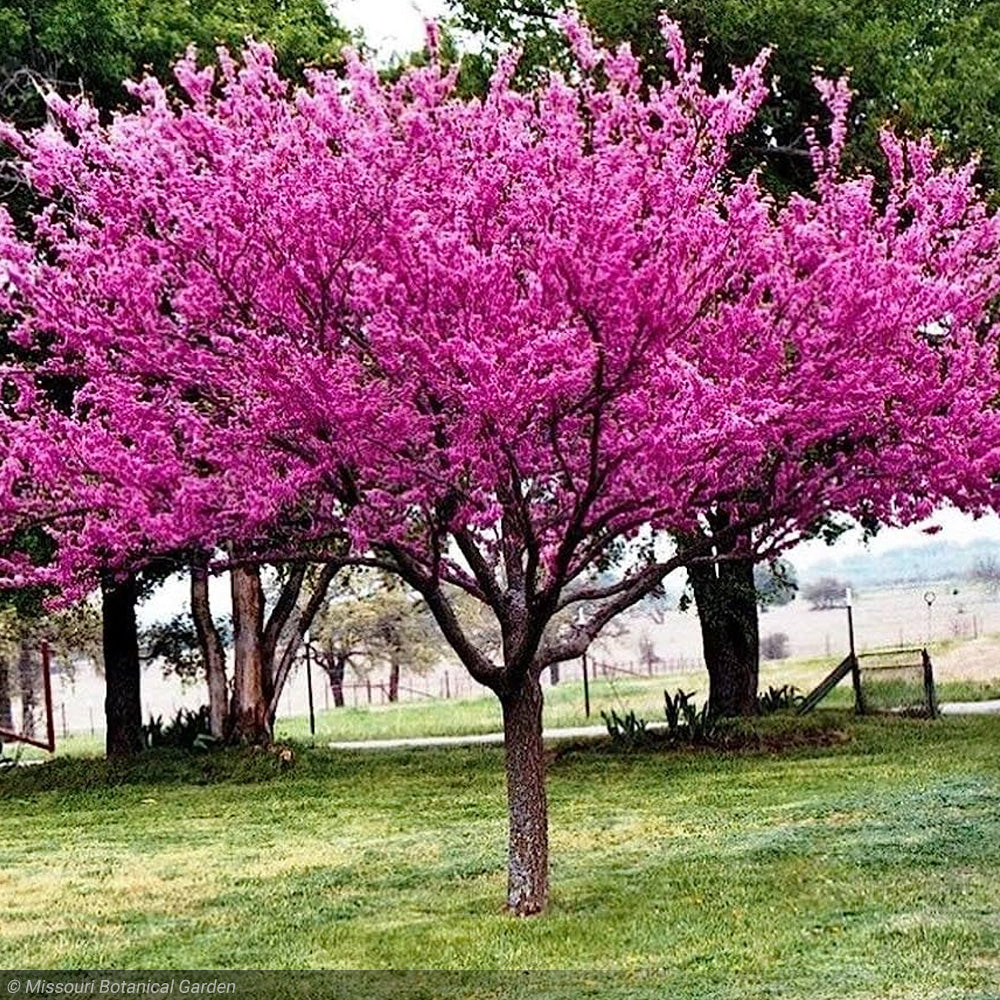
[
  {"x1": 102, "y1": 574, "x2": 144, "y2": 759},
  {"x1": 230, "y1": 565, "x2": 270, "y2": 745},
  {"x1": 325, "y1": 654, "x2": 346, "y2": 708},
  {"x1": 500, "y1": 673, "x2": 549, "y2": 916},
  {"x1": 190, "y1": 557, "x2": 228, "y2": 739},
  {"x1": 0, "y1": 655, "x2": 12, "y2": 731},
  {"x1": 689, "y1": 554, "x2": 759, "y2": 718},
  {"x1": 388, "y1": 659, "x2": 400, "y2": 702},
  {"x1": 17, "y1": 642, "x2": 36, "y2": 737}
]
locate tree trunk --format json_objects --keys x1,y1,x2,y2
[
  {"x1": 0, "y1": 655, "x2": 12, "y2": 731},
  {"x1": 325, "y1": 654, "x2": 346, "y2": 708},
  {"x1": 388, "y1": 659, "x2": 400, "y2": 702},
  {"x1": 688, "y1": 554, "x2": 759, "y2": 718},
  {"x1": 500, "y1": 674, "x2": 549, "y2": 916},
  {"x1": 265, "y1": 561, "x2": 340, "y2": 728},
  {"x1": 230, "y1": 565, "x2": 270, "y2": 744},
  {"x1": 17, "y1": 642, "x2": 36, "y2": 737},
  {"x1": 190, "y1": 558, "x2": 228, "y2": 739},
  {"x1": 102, "y1": 574, "x2": 144, "y2": 759},
  {"x1": 548, "y1": 663, "x2": 560, "y2": 686}
]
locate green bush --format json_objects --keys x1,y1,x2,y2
[
  {"x1": 756, "y1": 684, "x2": 803, "y2": 714},
  {"x1": 600, "y1": 708, "x2": 649, "y2": 749},
  {"x1": 663, "y1": 689, "x2": 717, "y2": 743},
  {"x1": 142, "y1": 706, "x2": 219, "y2": 751}
]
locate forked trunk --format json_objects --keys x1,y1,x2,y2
[
  {"x1": 102, "y1": 574, "x2": 144, "y2": 759},
  {"x1": 230, "y1": 566, "x2": 271, "y2": 745},
  {"x1": 500, "y1": 673, "x2": 549, "y2": 916}
]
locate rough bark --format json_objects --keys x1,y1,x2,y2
[
  {"x1": 500, "y1": 673, "x2": 549, "y2": 916},
  {"x1": 190, "y1": 557, "x2": 229, "y2": 739},
  {"x1": 102, "y1": 574, "x2": 144, "y2": 759},
  {"x1": 388, "y1": 659, "x2": 400, "y2": 702},
  {"x1": 0, "y1": 655, "x2": 12, "y2": 730},
  {"x1": 688, "y1": 554, "x2": 759, "y2": 718},
  {"x1": 230, "y1": 565, "x2": 270, "y2": 744}
]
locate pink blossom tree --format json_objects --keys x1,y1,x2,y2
[{"x1": 3, "y1": 22, "x2": 1000, "y2": 913}]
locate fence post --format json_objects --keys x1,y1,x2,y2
[{"x1": 922, "y1": 649, "x2": 939, "y2": 719}]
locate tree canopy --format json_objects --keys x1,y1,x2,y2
[
  {"x1": 449, "y1": 0, "x2": 1000, "y2": 190},
  {"x1": 0, "y1": 0, "x2": 350, "y2": 129}
]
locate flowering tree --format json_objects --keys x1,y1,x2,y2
[{"x1": 3, "y1": 21, "x2": 1000, "y2": 913}]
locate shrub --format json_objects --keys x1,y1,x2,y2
[
  {"x1": 142, "y1": 706, "x2": 218, "y2": 751},
  {"x1": 663, "y1": 689, "x2": 717, "y2": 743},
  {"x1": 760, "y1": 632, "x2": 790, "y2": 660},
  {"x1": 756, "y1": 684, "x2": 802, "y2": 714},
  {"x1": 601, "y1": 708, "x2": 649, "y2": 749}
]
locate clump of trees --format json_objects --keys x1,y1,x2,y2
[
  {"x1": 311, "y1": 572, "x2": 445, "y2": 706},
  {"x1": 803, "y1": 578, "x2": 853, "y2": 610}
]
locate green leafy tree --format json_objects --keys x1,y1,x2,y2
[
  {"x1": 448, "y1": 0, "x2": 1000, "y2": 189},
  {"x1": 754, "y1": 560, "x2": 798, "y2": 611},
  {"x1": 312, "y1": 572, "x2": 450, "y2": 706},
  {"x1": 0, "y1": 0, "x2": 350, "y2": 129}
]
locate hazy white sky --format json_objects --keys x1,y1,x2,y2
[{"x1": 336, "y1": 0, "x2": 450, "y2": 60}]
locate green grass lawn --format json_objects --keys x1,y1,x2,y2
[{"x1": 2, "y1": 713, "x2": 999, "y2": 999}]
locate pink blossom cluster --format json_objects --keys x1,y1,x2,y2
[{"x1": 1, "y1": 21, "x2": 999, "y2": 611}]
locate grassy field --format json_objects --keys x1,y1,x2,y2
[{"x1": 2, "y1": 712, "x2": 999, "y2": 998}]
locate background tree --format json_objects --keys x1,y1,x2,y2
[
  {"x1": 802, "y1": 577, "x2": 853, "y2": 611},
  {"x1": 759, "y1": 631, "x2": 790, "y2": 661},
  {"x1": 312, "y1": 572, "x2": 442, "y2": 705},
  {"x1": 755, "y1": 559, "x2": 798, "y2": 610},
  {"x1": 448, "y1": 0, "x2": 1000, "y2": 187},
  {"x1": 0, "y1": 0, "x2": 350, "y2": 129}
]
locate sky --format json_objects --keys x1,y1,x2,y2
[{"x1": 336, "y1": 0, "x2": 450, "y2": 61}]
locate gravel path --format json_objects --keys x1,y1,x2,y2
[{"x1": 938, "y1": 698, "x2": 1000, "y2": 715}]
